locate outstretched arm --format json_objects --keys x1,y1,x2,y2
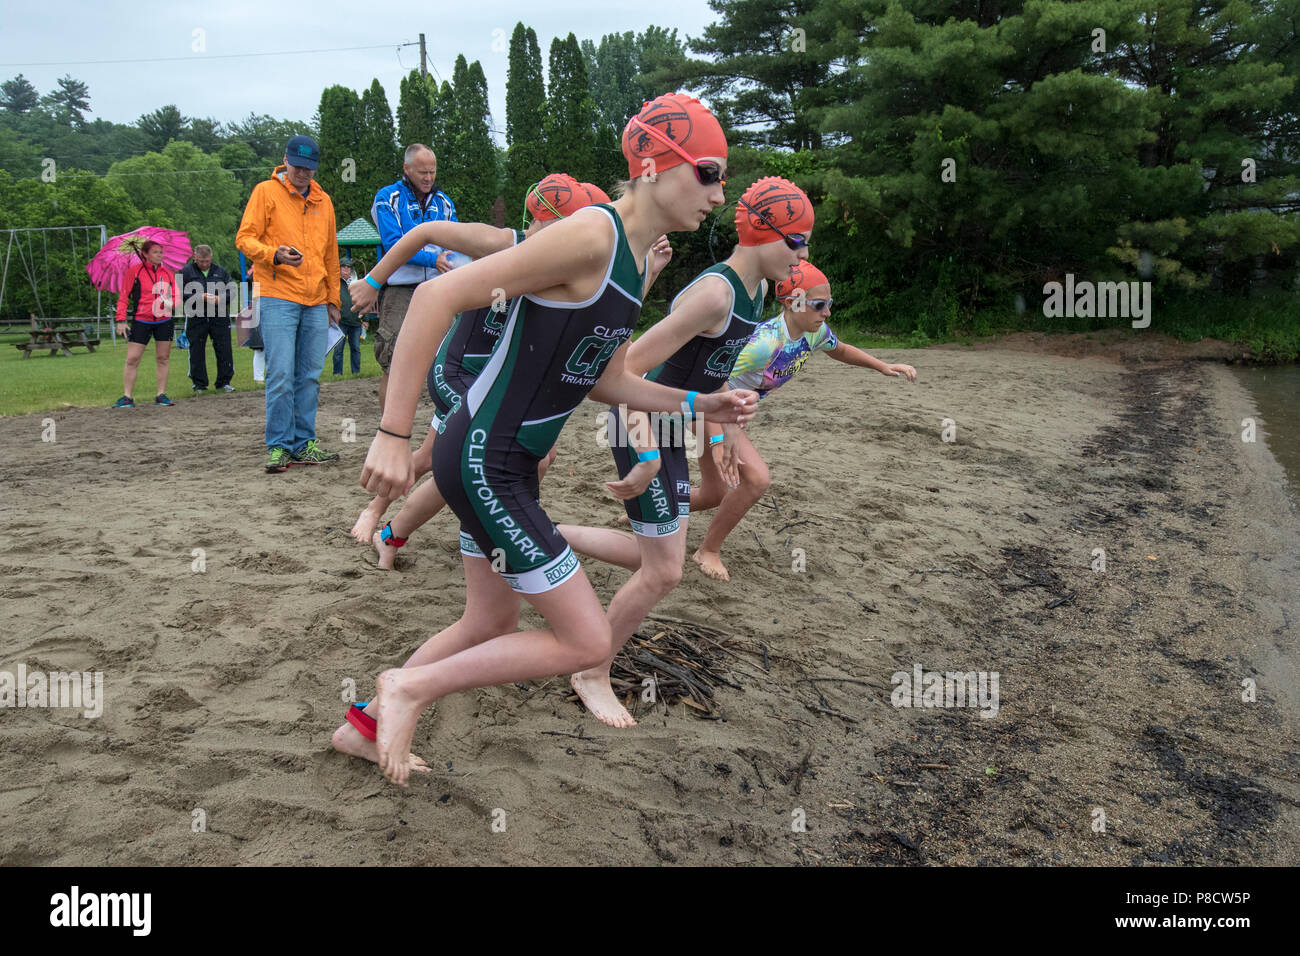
[
  {"x1": 351, "y1": 222, "x2": 515, "y2": 312},
  {"x1": 590, "y1": 340, "x2": 757, "y2": 424},
  {"x1": 828, "y1": 342, "x2": 917, "y2": 381},
  {"x1": 624, "y1": 274, "x2": 732, "y2": 377}
]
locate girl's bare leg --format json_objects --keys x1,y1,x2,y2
[
  {"x1": 373, "y1": 564, "x2": 611, "y2": 786},
  {"x1": 332, "y1": 552, "x2": 522, "y2": 764},
  {"x1": 694, "y1": 429, "x2": 769, "y2": 583},
  {"x1": 373, "y1": 473, "x2": 448, "y2": 570},
  {"x1": 556, "y1": 524, "x2": 642, "y2": 572},
  {"x1": 569, "y1": 528, "x2": 686, "y2": 727},
  {"x1": 352, "y1": 428, "x2": 436, "y2": 542},
  {"x1": 691, "y1": 442, "x2": 729, "y2": 514}
]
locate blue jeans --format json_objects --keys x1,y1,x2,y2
[
  {"x1": 332, "y1": 323, "x2": 363, "y2": 374},
  {"x1": 259, "y1": 297, "x2": 328, "y2": 453}
]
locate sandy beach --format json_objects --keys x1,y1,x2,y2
[{"x1": 1, "y1": 343, "x2": 1297, "y2": 865}]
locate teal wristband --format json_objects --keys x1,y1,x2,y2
[
  {"x1": 363, "y1": 274, "x2": 382, "y2": 290},
  {"x1": 636, "y1": 449, "x2": 660, "y2": 463},
  {"x1": 684, "y1": 390, "x2": 698, "y2": 415},
  {"x1": 709, "y1": 433, "x2": 724, "y2": 446}
]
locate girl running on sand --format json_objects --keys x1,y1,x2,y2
[
  {"x1": 346, "y1": 176, "x2": 671, "y2": 570},
  {"x1": 691, "y1": 262, "x2": 917, "y2": 582},
  {"x1": 339, "y1": 94, "x2": 758, "y2": 785},
  {"x1": 554, "y1": 177, "x2": 815, "y2": 727}
]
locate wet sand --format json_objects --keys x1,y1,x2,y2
[{"x1": 1, "y1": 344, "x2": 1296, "y2": 865}]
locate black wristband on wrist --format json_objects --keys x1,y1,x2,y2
[{"x1": 377, "y1": 426, "x2": 412, "y2": 440}]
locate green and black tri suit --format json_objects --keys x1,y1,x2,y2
[
  {"x1": 612, "y1": 263, "x2": 765, "y2": 537},
  {"x1": 431, "y1": 205, "x2": 648, "y2": 593}
]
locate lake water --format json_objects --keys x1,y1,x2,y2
[{"x1": 1231, "y1": 364, "x2": 1300, "y2": 510}]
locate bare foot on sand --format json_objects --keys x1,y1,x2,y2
[
  {"x1": 374, "y1": 670, "x2": 428, "y2": 787},
  {"x1": 351, "y1": 501, "x2": 385, "y2": 543},
  {"x1": 570, "y1": 670, "x2": 637, "y2": 728},
  {"x1": 693, "y1": 548, "x2": 730, "y2": 582},
  {"x1": 331, "y1": 720, "x2": 430, "y2": 773},
  {"x1": 373, "y1": 529, "x2": 400, "y2": 571}
]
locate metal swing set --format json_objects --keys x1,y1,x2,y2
[{"x1": 0, "y1": 225, "x2": 111, "y2": 356}]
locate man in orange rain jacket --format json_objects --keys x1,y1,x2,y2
[{"x1": 237, "y1": 134, "x2": 342, "y2": 473}]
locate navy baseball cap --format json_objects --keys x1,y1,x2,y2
[{"x1": 285, "y1": 135, "x2": 320, "y2": 170}]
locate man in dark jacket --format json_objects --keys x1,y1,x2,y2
[
  {"x1": 181, "y1": 245, "x2": 237, "y2": 392},
  {"x1": 332, "y1": 257, "x2": 367, "y2": 375}
]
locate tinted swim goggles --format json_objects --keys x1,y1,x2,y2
[
  {"x1": 627, "y1": 116, "x2": 727, "y2": 186},
  {"x1": 736, "y1": 196, "x2": 809, "y2": 251}
]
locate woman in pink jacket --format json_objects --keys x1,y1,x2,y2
[{"x1": 113, "y1": 240, "x2": 180, "y2": 408}]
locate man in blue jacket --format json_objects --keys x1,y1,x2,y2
[{"x1": 369, "y1": 143, "x2": 457, "y2": 413}]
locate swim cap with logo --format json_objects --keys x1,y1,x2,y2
[
  {"x1": 775, "y1": 261, "x2": 830, "y2": 302},
  {"x1": 621, "y1": 93, "x2": 728, "y2": 180},
  {"x1": 736, "y1": 177, "x2": 815, "y2": 246},
  {"x1": 579, "y1": 182, "x2": 611, "y2": 205},
  {"x1": 526, "y1": 173, "x2": 589, "y2": 222}
]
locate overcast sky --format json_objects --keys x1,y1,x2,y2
[{"x1": 0, "y1": 0, "x2": 722, "y2": 142}]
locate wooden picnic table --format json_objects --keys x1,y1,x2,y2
[{"x1": 14, "y1": 315, "x2": 101, "y2": 358}]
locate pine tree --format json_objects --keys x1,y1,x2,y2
[
  {"x1": 315, "y1": 85, "x2": 367, "y2": 223},
  {"x1": 397, "y1": 69, "x2": 437, "y2": 151},
  {"x1": 450, "y1": 60, "x2": 497, "y2": 223},
  {"x1": 545, "y1": 34, "x2": 599, "y2": 184},
  {"x1": 505, "y1": 24, "x2": 548, "y2": 219},
  {"x1": 1104, "y1": 0, "x2": 1300, "y2": 291},
  {"x1": 668, "y1": 0, "x2": 840, "y2": 151},
  {"x1": 430, "y1": 79, "x2": 454, "y2": 165},
  {"x1": 41, "y1": 74, "x2": 91, "y2": 128},
  {"x1": 0, "y1": 74, "x2": 40, "y2": 114},
  {"x1": 137, "y1": 105, "x2": 190, "y2": 152},
  {"x1": 357, "y1": 78, "x2": 399, "y2": 221}
]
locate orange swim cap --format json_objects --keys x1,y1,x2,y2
[
  {"x1": 526, "y1": 173, "x2": 592, "y2": 222},
  {"x1": 579, "y1": 182, "x2": 611, "y2": 205},
  {"x1": 736, "y1": 177, "x2": 815, "y2": 246},
  {"x1": 775, "y1": 262, "x2": 830, "y2": 302},
  {"x1": 621, "y1": 93, "x2": 728, "y2": 180}
]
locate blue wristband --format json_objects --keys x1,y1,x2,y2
[
  {"x1": 684, "y1": 391, "x2": 698, "y2": 415},
  {"x1": 636, "y1": 449, "x2": 660, "y2": 463},
  {"x1": 709, "y1": 433, "x2": 724, "y2": 445},
  {"x1": 363, "y1": 274, "x2": 382, "y2": 290}
]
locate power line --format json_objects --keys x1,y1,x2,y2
[{"x1": 0, "y1": 43, "x2": 401, "y2": 68}]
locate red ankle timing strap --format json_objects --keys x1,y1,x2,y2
[{"x1": 346, "y1": 703, "x2": 377, "y2": 741}]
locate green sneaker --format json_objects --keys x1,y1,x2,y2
[
  {"x1": 291, "y1": 439, "x2": 340, "y2": 465},
  {"x1": 266, "y1": 447, "x2": 292, "y2": 473}
]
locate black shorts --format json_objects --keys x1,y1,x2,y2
[
  {"x1": 127, "y1": 319, "x2": 175, "y2": 344},
  {"x1": 608, "y1": 406, "x2": 693, "y2": 538},
  {"x1": 432, "y1": 404, "x2": 579, "y2": 594}
]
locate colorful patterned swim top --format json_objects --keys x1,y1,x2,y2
[{"x1": 727, "y1": 312, "x2": 838, "y2": 398}]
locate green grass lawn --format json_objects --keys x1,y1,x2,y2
[{"x1": 0, "y1": 329, "x2": 383, "y2": 417}]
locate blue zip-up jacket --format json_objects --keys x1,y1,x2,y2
[{"x1": 371, "y1": 177, "x2": 458, "y2": 286}]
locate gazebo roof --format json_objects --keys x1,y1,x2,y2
[{"x1": 337, "y1": 217, "x2": 380, "y2": 246}]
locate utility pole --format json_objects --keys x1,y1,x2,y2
[{"x1": 419, "y1": 33, "x2": 427, "y2": 77}]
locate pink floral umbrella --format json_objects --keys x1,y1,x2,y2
[{"x1": 86, "y1": 226, "x2": 191, "y2": 293}]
